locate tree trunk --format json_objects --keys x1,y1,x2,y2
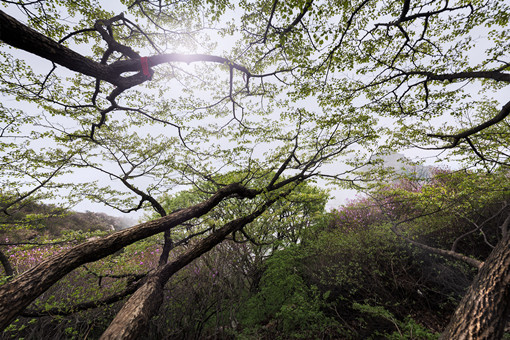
[
  {"x1": 0, "y1": 10, "x2": 115, "y2": 83},
  {"x1": 440, "y1": 232, "x2": 510, "y2": 339},
  {"x1": 0, "y1": 184, "x2": 257, "y2": 332}
]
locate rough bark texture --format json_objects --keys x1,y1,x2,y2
[
  {"x1": 0, "y1": 184, "x2": 257, "y2": 331},
  {"x1": 100, "y1": 276, "x2": 165, "y2": 340},
  {"x1": 0, "y1": 8, "x2": 298, "y2": 338},
  {"x1": 0, "y1": 10, "x2": 252, "y2": 91},
  {"x1": 100, "y1": 200, "x2": 277, "y2": 340},
  {"x1": 440, "y1": 233, "x2": 510, "y2": 339}
]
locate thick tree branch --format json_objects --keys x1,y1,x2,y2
[
  {"x1": 398, "y1": 0, "x2": 411, "y2": 22},
  {"x1": 0, "y1": 10, "x2": 259, "y2": 92},
  {"x1": 0, "y1": 183, "x2": 258, "y2": 331},
  {"x1": 440, "y1": 232, "x2": 510, "y2": 339},
  {"x1": 413, "y1": 70, "x2": 510, "y2": 83},
  {"x1": 390, "y1": 223, "x2": 483, "y2": 269},
  {"x1": 0, "y1": 10, "x2": 118, "y2": 84},
  {"x1": 280, "y1": 0, "x2": 313, "y2": 35}
]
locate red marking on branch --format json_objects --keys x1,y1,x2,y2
[{"x1": 140, "y1": 57, "x2": 151, "y2": 80}]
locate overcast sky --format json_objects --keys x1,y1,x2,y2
[{"x1": 1, "y1": 1, "x2": 507, "y2": 222}]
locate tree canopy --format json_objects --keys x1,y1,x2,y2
[{"x1": 0, "y1": 0, "x2": 509, "y2": 338}]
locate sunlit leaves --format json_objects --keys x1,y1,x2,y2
[
  {"x1": 150, "y1": 173, "x2": 329, "y2": 253},
  {"x1": 232, "y1": 0, "x2": 510, "y2": 168},
  {"x1": 2, "y1": 0, "x2": 508, "y2": 251}
]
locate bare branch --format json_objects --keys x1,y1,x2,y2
[
  {"x1": 390, "y1": 222, "x2": 483, "y2": 269},
  {"x1": 263, "y1": 0, "x2": 279, "y2": 43}
]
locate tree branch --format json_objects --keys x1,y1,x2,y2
[
  {"x1": 0, "y1": 248, "x2": 14, "y2": 278},
  {"x1": 390, "y1": 223, "x2": 483, "y2": 269},
  {"x1": 21, "y1": 279, "x2": 143, "y2": 317},
  {"x1": 100, "y1": 190, "x2": 292, "y2": 339},
  {"x1": 428, "y1": 100, "x2": 510, "y2": 148}
]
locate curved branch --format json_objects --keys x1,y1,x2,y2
[
  {"x1": 452, "y1": 203, "x2": 509, "y2": 252},
  {"x1": 0, "y1": 10, "x2": 273, "y2": 98},
  {"x1": 280, "y1": 0, "x2": 313, "y2": 35},
  {"x1": 428, "y1": 100, "x2": 510, "y2": 148},
  {"x1": 0, "y1": 10, "x2": 118, "y2": 84},
  {"x1": 58, "y1": 28, "x2": 96, "y2": 44},
  {"x1": 100, "y1": 190, "x2": 292, "y2": 339},
  {"x1": 1, "y1": 160, "x2": 68, "y2": 215},
  {"x1": 390, "y1": 223, "x2": 483, "y2": 269}
]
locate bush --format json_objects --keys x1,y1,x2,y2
[{"x1": 239, "y1": 246, "x2": 341, "y2": 339}]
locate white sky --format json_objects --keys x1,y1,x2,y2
[{"x1": 1, "y1": 1, "x2": 508, "y2": 222}]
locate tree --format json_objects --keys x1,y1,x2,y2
[
  {"x1": 337, "y1": 167, "x2": 510, "y2": 337},
  {"x1": 151, "y1": 173, "x2": 329, "y2": 254},
  {"x1": 281, "y1": 1, "x2": 510, "y2": 336},
  {"x1": 440, "y1": 231, "x2": 510, "y2": 339},
  {"x1": 329, "y1": 167, "x2": 510, "y2": 337},
  {"x1": 1, "y1": 0, "x2": 509, "y2": 337},
  {"x1": 0, "y1": 1, "x2": 375, "y2": 337}
]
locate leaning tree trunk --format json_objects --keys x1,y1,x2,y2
[
  {"x1": 99, "y1": 198, "x2": 279, "y2": 340},
  {"x1": 0, "y1": 184, "x2": 257, "y2": 331},
  {"x1": 440, "y1": 232, "x2": 510, "y2": 339}
]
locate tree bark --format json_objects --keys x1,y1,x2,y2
[
  {"x1": 440, "y1": 232, "x2": 510, "y2": 339},
  {"x1": 158, "y1": 229, "x2": 173, "y2": 266},
  {"x1": 0, "y1": 10, "x2": 116, "y2": 83},
  {"x1": 0, "y1": 183, "x2": 257, "y2": 331},
  {"x1": 0, "y1": 10, "x2": 252, "y2": 90}
]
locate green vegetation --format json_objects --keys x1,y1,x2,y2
[
  {"x1": 2, "y1": 168, "x2": 508, "y2": 338},
  {"x1": 0, "y1": 195, "x2": 130, "y2": 240}
]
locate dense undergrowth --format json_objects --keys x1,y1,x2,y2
[{"x1": 1, "y1": 169, "x2": 509, "y2": 339}]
